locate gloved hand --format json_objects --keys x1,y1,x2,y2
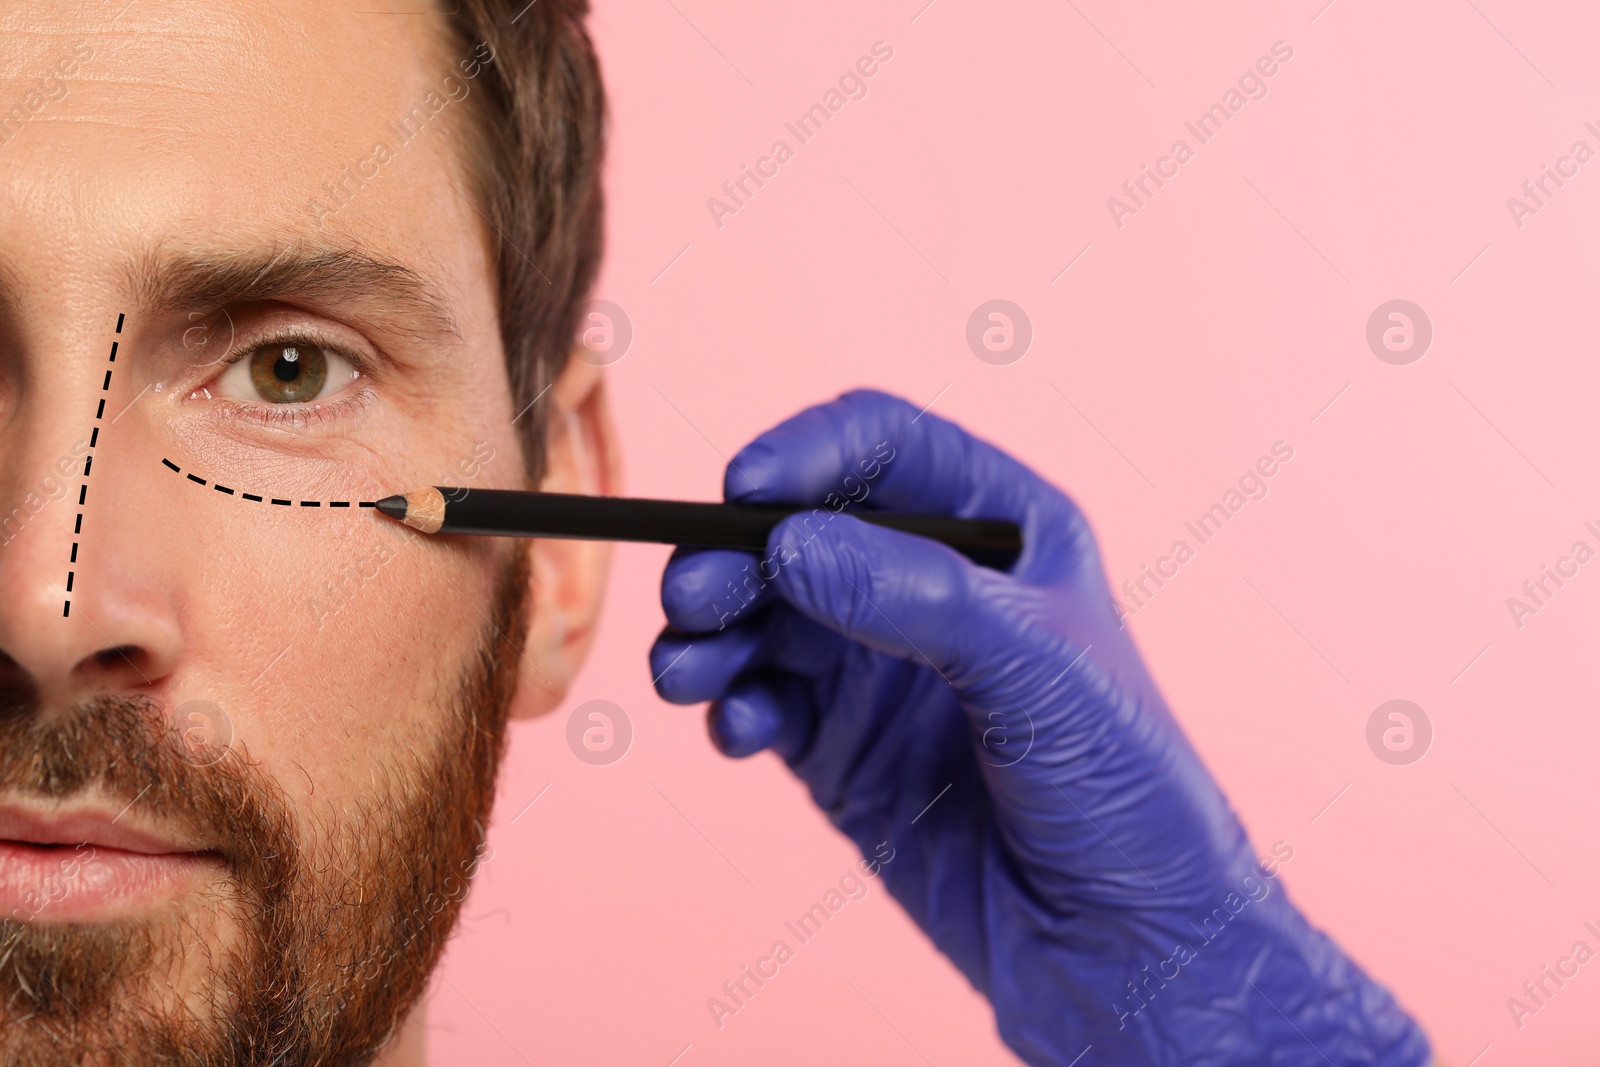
[{"x1": 650, "y1": 390, "x2": 1431, "y2": 1067}]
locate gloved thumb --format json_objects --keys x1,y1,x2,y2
[{"x1": 766, "y1": 510, "x2": 1060, "y2": 701}]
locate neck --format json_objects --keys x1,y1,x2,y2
[{"x1": 369, "y1": 999, "x2": 428, "y2": 1067}]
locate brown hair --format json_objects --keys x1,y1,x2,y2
[{"x1": 443, "y1": 0, "x2": 607, "y2": 482}]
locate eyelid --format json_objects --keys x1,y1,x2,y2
[
  {"x1": 208, "y1": 388, "x2": 377, "y2": 431},
  {"x1": 211, "y1": 323, "x2": 378, "y2": 379}
]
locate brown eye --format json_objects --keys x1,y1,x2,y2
[
  {"x1": 248, "y1": 343, "x2": 328, "y2": 404},
  {"x1": 210, "y1": 338, "x2": 361, "y2": 410}
]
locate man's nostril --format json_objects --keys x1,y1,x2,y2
[
  {"x1": 94, "y1": 646, "x2": 140, "y2": 669},
  {"x1": 0, "y1": 672, "x2": 34, "y2": 724},
  {"x1": 0, "y1": 652, "x2": 30, "y2": 690}
]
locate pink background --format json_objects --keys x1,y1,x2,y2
[{"x1": 429, "y1": 1, "x2": 1600, "y2": 1063}]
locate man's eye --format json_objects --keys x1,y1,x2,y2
[{"x1": 216, "y1": 342, "x2": 359, "y2": 405}]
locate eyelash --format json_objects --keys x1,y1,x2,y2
[
  {"x1": 210, "y1": 387, "x2": 377, "y2": 430},
  {"x1": 204, "y1": 326, "x2": 376, "y2": 430}
]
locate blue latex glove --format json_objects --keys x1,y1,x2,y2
[{"x1": 650, "y1": 390, "x2": 1430, "y2": 1067}]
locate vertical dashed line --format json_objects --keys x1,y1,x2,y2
[{"x1": 65, "y1": 318, "x2": 122, "y2": 618}]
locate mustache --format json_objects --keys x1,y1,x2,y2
[{"x1": 0, "y1": 688, "x2": 297, "y2": 895}]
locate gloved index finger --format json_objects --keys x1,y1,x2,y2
[{"x1": 724, "y1": 389, "x2": 1074, "y2": 532}]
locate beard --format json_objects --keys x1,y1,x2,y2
[{"x1": 0, "y1": 548, "x2": 529, "y2": 1066}]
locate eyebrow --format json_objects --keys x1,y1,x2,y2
[{"x1": 127, "y1": 243, "x2": 462, "y2": 343}]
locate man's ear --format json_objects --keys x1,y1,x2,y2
[{"x1": 508, "y1": 351, "x2": 621, "y2": 720}]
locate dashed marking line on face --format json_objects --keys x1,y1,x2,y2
[
  {"x1": 159, "y1": 457, "x2": 378, "y2": 509},
  {"x1": 65, "y1": 316, "x2": 122, "y2": 618}
]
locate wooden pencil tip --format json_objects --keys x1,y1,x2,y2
[{"x1": 402, "y1": 487, "x2": 447, "y2": 534}]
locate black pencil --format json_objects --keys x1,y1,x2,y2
[{"x1": 374, "y1": 487, "x2": 1023, "y2": 569}]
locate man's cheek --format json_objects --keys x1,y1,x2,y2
[
  {"x1": 174, "y1": 431, "x2": 517, "y2": 802},
  {"x1": 203, "y1": 530, "x2": 473, "y2": 757}
]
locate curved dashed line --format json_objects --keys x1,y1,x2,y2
[
  {"x1": 160, "y1": 457, "x2": 377, "y2": 509},
  {"x1": 64, "y1": 314, "x2": 122, "y2": 618}
]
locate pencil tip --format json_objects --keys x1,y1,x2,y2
[{"x1": 374, "y1": 495, "x2": 408, "y2": 520}]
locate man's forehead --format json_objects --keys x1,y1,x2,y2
[
  {"x1": 0, "y1": 6, "x2": 248, "y2": 90},
  {"x1": 0, "y1": 5, "x2": 466, "y2": 217},
  {"x1": 0, "y1": 2, "x2": 442, "y2": 135},
  {"x1": 0, "y1": 1, "x2": 488, "y2": 326}
]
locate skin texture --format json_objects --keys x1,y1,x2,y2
[{"x1": 0, "y1": 1, "x2": 617, "y2": 1063}]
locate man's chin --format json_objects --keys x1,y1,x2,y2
[{"x1": 0, "y1": 906, "x2": 242, "y2": 1066}]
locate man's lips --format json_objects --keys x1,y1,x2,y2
[
  {"x1": 0, "y1": 806, "x2": 205, "y2": 855},
  {"x1": 0, "y1": 803, "x2": 223, "y2": 920}
]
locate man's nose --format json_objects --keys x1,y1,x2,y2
[{"x1": 0, "y1": 345, "x2": 181, "y2": 704}]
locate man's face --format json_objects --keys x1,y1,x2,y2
[{"x1": 0, "y1": 2, "x2": 544, "y2": 1061}]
